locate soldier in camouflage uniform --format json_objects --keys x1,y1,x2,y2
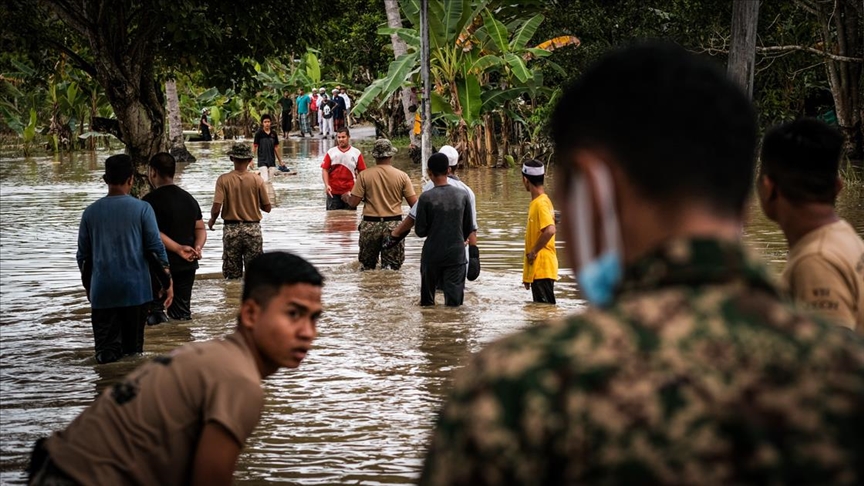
[
  {"x1": 420, "y1": 43, "x2": 864, "y2": 485},
  {"x1": 208, "y1": 144, "x2": 271, "y2": 279},
  {"x1": 342, "y1": 138, "x2": 417, "y2": 270}
]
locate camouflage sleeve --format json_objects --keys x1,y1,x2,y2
[{"x1": 419, "y1": 331, "x2": 559, "y2": 485}]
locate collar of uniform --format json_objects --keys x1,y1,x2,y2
[{"x1": 617, "y1": 238, "x2": 778, "y2": 297}]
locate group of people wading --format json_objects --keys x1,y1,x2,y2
[{"x1": 29, "y1": 43, "x2": 864, "y2": 485}]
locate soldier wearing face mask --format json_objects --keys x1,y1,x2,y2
[{"x1": 420, "y1": 42, "x2": 864, "y2": 485}]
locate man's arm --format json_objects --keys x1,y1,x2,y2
[
  {"x1": 526, "y1": 224, "x2": 556, "y2": 264},
  {"x1": 143, "y1": 206, "x2": 173, "y2": 308},
  {"x1": 273, "y1": 137, "x2": 284, "y2": 165},
  {"x1": 193, "y1": 219, "x2": 207, "y2": 259},
  {"x1": 208, "y1": 203, "x2": 222, "y2": 230},
  {"x1": 160, "y1": 232, "x2": 197, "y2": 262},
  {"x1": 415, "y1": 198, "x2": 429, "y2": 237},
  {"x1": 461, "y1": 199, "x2": 473, "y2": 242},
  {"x1": 787, "y1": 255, "x2": 857, "y2": 330},
  {"x1": 405, "y1": 194, "x2": 418, "y2": 208},
  {"x1": 190, "y1": 422, "x2": 242, "y2": 486},
  {"x1": 342, "y1": 194, "x2": 362, "y2": 208},
  {"x1": 321, "y1": 168, "x2": 332, "y2": 196}
]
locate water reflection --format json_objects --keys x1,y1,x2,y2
[{"x1": 0, "y1": 137, "x2": 861, "y2": 483}]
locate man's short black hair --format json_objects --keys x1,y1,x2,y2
[
  {"x1": 522, "y1": 159, "x2": 545, "y2": 187},
  {"x1": 551, "y1": 42, "x2": 757, "y2": 216},
  {"x1": 428, "y1": 153, "x2": 449, "y2": 175},
  {"x1": 760, "y1": 118, "x2": 844, "y2": 204},
  {"x1": 337, "y1": 127, "x2": 350, "y2": 137},
  {"x1": 242, "y1": 252, "x2": 324, "y2": 306},
  {"x1": 104, "y1": 154, "x2": 134, "y2": 185},
  {"x1": 148, "y1": 152, "x2": 176, "y2": 179},
  {"x1": 261, "y1": 114, "x2": 272, "y2": 122}
]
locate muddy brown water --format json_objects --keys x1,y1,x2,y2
[{"x1": 1, "y1": 137, "x2": 862, "y2": 484}]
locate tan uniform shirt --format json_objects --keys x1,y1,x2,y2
[
  {"x1": 45, "y1": 332, "x2": 264, "y2": 486},
  {"x1": 783, "y1": 219, "x2": 864, "y2": 332},
  {"x1": 350, "y1": 164, "x2": 416, "y2": 217},
  {"x1": 213, "y1": 170, "x2": 269, "y2": 222}
]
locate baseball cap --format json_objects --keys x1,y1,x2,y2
[{"x1": 438, "y1": 145, "x2": 459, "y2": 166}]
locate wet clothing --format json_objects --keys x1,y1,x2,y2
[
  {"x1": 213, "y1": 170, "x2": 269, "y2": 279},
  {"x1": 77, "y1": 195, "x2": 167, "y2": 362},
  {"x1": 352, "y1": 164, "x2": 416, "y2": 270},
  {"x1": 326, "y1": 194, "x2": 355, "y2": 211},
  {"x1": 222, "y1": 222, "x2": 263, "y2": 280},
  {"x1": 39, "y1": 332, "x2": 264, "y2": 486},
  {"x1": 253, "y1": 129, "x2": 279, "y2": 168},
  {"x1": 415, "y1": 185, "x2": 473, "y2": 306},
  {"x1": 165, "y1": 269, "x2": 195, "y2": 320},
  {"x1": 523, "y1": 193, "x2": 558, "y2": 286},
  {"x1": 199, "y1": 114, "x2": 211, "y2": 141},
  {"x1": 322, "y1": 145, "x2": 366, "y2": 199},
  {"x1": 530, "y1": 278, "x2": 556, "y2": 304},
  {"x1": 408, "y1": 176, "x2": 477, "y2": 231},
  {"x1": 420, "y1": 261, "x2": 467, "y2": 306},
  {"x1": 783, "y1": 219, "x2": 864, "y2": 333},
  {"x1": 420, "y1": 238, "x2": 864, "y2": 485},
  {"x1": 77, "y1": 195, "x2": 168, "y2": 309},
  {"x1": 358, "y1": 219, "x2": 404, "y2": 270},
  {"x1": 91, "y1": 305, "x2": 147, "y2": 364},
  {"x1": 142, "y1": 185, "x2": 202, "y2": 274}
]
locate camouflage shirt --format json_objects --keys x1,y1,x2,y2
[{"x1": 420, "y1": 238, "x2": 864, "y2": 485}]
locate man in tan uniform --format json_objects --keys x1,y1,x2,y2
[
  {"x1": 758, "y1": 118, "x2": 864, "y2": 333},
  {"x1": 342, "y1": 138, "x2": 417, "y2": 270},
  {"x1": 208, "y1": 143, "x2": 272, "y2": 279},
  {"x1": 28, "y1": 252, "x2": 324, "y2": 486}
]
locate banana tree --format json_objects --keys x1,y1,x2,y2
[{"x1": 352, "y1": 0, "x2": 576, "y2": 166}]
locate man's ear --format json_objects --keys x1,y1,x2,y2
[
  {"x1": 760, "y1": 173, "x2": 778, "y2": 201},
  {"x1": 238, "y1": 299, "x2": 260, "y2": 330},
  {"x1": 835, "y1": 176, "x2": 844, "y2": 196}
]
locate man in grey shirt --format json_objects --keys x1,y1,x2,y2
[{"x1": 415, "y1": 153, "x2": 473, "y2": 306}]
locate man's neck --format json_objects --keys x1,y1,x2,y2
[
  {"x1": 779, "y1": 203, "x2": 839, "y2": 249},
  {"x1": 152, "y1": 177, "x2": 174, "y2": 189},
  {"x1": 529, "y1": 185, "x2": 545, "y2": 200},
  {"x1": 233, "y1": 163, "x2": 249, "y2": 172},
  {"x1": 622, "y1": 204, "x2": 742, "y2": 265},
  {"x1": 431, "y1": 175, "x2": 449, "y2": 187},
  {"x1": 107, "y1": 185, "x2": 129, "y2": 196}
]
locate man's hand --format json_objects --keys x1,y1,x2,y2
[
  {"x1": 382, "y1": 233, "x2": 405, "y2": 250},
  {"x1": 207, "y1": 218, "x2": 216, "y2": 230},
  {"x1": 524, "y1": 282, "x2": 531, "y2": 290},
  {"x1": 193, "y1": 245, "x2": 203, "y2": 260},
  {"x1": 340, "y1": 193, "x2": 350, "y2": 203},
  {"x1": 325, "y1": 184, "x2": 333, "y2": 196},
  {"x1": 178, "y1": 245, "x2": 197, "y2": 262},
  {"x1": 526, "y1": 250, "x2": 538, "y2": 264},
  {"x1": 160, "y1": 278, "x2": 174, "y2": 309}
]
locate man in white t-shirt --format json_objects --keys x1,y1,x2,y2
[{"x1": 321, "y1": 127, "x2": 367, "y2": 210}]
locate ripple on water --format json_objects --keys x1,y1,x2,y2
[{"x1": 5, "y1": 140, "x2": 856, "y2": 483}]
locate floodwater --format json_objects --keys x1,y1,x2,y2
[{"x1": 0, "y1": 136, "x2": 862, "y2": 485}]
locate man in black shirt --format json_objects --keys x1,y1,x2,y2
[
  {"x1": 278, "y1": 91, "x2": 293, "y2": 139},
  {"x1": 143, "y1": 153, "x2": 207, "y2": 320},
  {"x1": 414, "y1": 153, "x2": 473, "y2": 306},
  {"x1": 252, "y1": 114, "x2": 286, "y2": 183}
]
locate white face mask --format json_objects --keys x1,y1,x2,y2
[{"x1": 568, "y1": 163, "x2": 623, "y2": 306}]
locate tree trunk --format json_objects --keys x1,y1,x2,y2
[
  {"x1": 384, "y1": 0, "x2": 416, "y2": 129},
  {"x1": 727, "y1": 0, "x2": 760, "y2": 99},
  {"x1": 819, "y1": 0, "x2": 862, "y2": 160},
  {"x1": 165, "y1": 79, "x2": 195, "y2": 162}
]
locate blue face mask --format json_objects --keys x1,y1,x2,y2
[{"x1": 569, "y1": 165, "x2": 623, "y2": 307}]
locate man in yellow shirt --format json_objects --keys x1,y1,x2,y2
[
  {"x1": 757, "y1": 118, "x2": 864, "y2": 333},
  {"x1": 522, "y1": 159, "x2": 558, "y2": 303}
]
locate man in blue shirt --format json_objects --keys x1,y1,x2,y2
[{"x1": 77, "y1": 155, "x2": 173, "y2": 364}]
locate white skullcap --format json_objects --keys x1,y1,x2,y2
[
  {"x1": 439, "y1": 145, "x2": 459, "y2": 166},
  {"x1": 522, "y1": 163, "x2": 545, "y2": 176}
]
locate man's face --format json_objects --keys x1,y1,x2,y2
[
  {"x1": 336, "y1": 132, "x2": 350, "y2": 149},
  {"x1": 263, "y1": 118, "x2": 271, "y2": 130},
  {"x1": 242, "y1": 283, "x2": 322, "y2": 373}
]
